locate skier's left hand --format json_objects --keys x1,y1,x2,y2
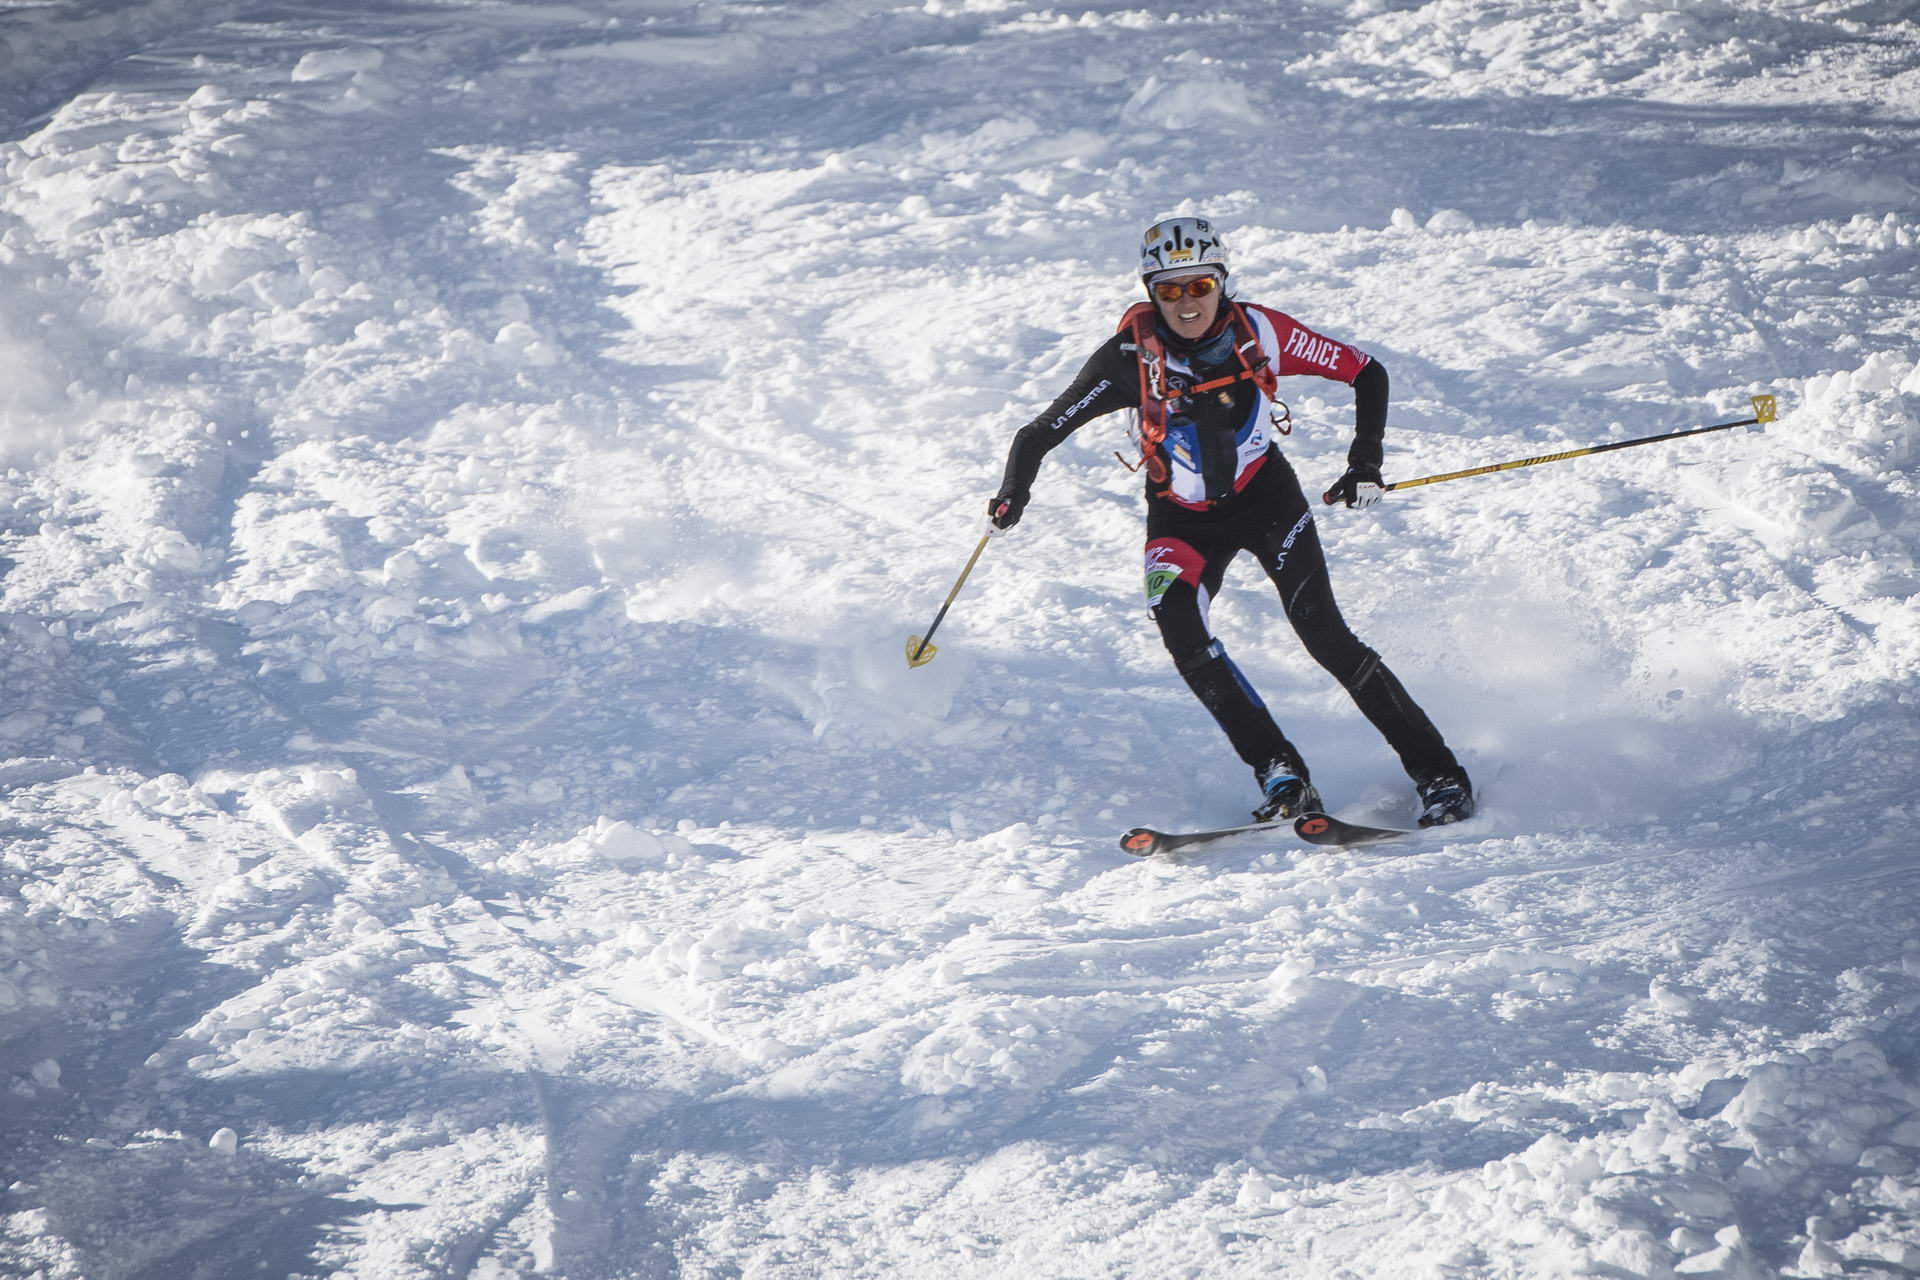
[{"x1": 1324, "y1": 463, "x2": 1384, "y2": 509}]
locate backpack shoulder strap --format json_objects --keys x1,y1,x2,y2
[
  {"x1": 1224, "y1": 301, "x2": 1279, "y2": 399},
  {"x1": 1117, "y1": 300, "x2": 1157, "y2": 336},
  {"x1": 1117, "y1": 302, "x2": 1172, "y2": 484}
]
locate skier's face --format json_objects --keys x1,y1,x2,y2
[{"x1": 1151, "y1": 271, "x2": 1222, "y2": 341}]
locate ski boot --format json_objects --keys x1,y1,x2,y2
[
  {"x1": 1416, "y1": 771, "x2": 1475, "y2": 828},
  {"x1": 1254, "y1": 759, "x2": 1323, "y2": 823}
]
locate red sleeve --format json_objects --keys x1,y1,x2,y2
[{"x1": 1248, "y1": 303, "x2": 1373, "y2": 385}]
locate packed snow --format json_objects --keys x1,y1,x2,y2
[{"x1": 2, "y1": 1, "x2": 1917, "y2": 1276}]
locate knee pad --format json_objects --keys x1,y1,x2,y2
[
  {"x1": 1175, "y1": 639, "x2": 1267, "y2": 712},
  {"x1": 1176, "y1": 638, "x2": 1227, "y2": 677}
]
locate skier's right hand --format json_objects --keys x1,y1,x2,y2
[{"x1": 988, "y1": 488, "x2": 1029, "y2": 530}]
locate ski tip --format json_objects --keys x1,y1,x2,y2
[{"x1": 1119, "y1": 828, "x2": 1161, "y2": 856}]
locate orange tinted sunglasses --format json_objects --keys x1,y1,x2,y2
[{"x1": 1152, "y1": 275, "x2": 1221, "y2": 303}]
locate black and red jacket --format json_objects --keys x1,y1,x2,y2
[{"x1": 999, "y1": 300, "x2": 1386, "y2": 511}]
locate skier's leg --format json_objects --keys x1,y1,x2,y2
[
  {"x1": 1255, "y1": 508, "x2": 1462, "y2": 783},
  {"x1": 1146, "y1": 535, "x2": 1306, "y2": 776}
]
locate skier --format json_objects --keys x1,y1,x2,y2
[{"x1": 989, "y1": 215, "x2": 1474, "y2": 828}]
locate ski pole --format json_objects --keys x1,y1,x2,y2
[
  {"x1": 907, "y1": 528, "x2": 994, "y2": 668},
  {"x1": 1324, "y1": 393, "x2": 1777, "y2": 504}
]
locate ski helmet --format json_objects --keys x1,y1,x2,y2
[{"x1": 1139, "y1": 215, "x2": 1230, "y2": 285}]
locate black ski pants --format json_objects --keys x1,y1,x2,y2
[{"x1": 1143, "y1": 454, "x2": 1459, "y2": 784}]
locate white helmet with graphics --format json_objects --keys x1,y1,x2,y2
[{"x1": 1138, "y1": 215, "x2": 1230, "y2": 286}]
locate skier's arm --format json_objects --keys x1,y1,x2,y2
[
  {"x1": 992, "y1": 335, "x2": 1136, "y2": 528},
  {"x1": 1348, "y1": 359, "x2": 1387, "y2": 472},
  {"x1": 1247, "y1": 301, "x2": 1381, "y2": 468},
  {"x1": 1246, "y1": 300, "x2": 1387, "y2": 508},
  {"x1": 1325, "y1": 358, "x2": 1388, "y2": 509}
]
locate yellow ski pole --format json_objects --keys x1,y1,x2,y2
[
  {"x1": 907, "y1": 529, "x2": 994, "y2": 668},
  {"x1": 1325, "y1": 393, "x2": 1777, "y2": 504}
]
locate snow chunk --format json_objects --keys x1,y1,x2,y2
[
  {"x1": 1236, "y1": 1170, "x2": 1276, "y2": 1209},
  {"x1": 1795, "y1": 1238, "x2": 1846, "y2": 1276},
  {"x1": 131, "y1": 774, "x2": 218, "y2": 817},
  {"x1": 1267, "y1": 955, "x2": 1316, "y2": 1001},
  {"x1": 523, "y1": 586, "x2": 599, "y2": 622},
  {"x1": 291, "y1": 48, "x2": 385, "y2": 81},
  {"x1": 577, "y1": 818, "x2": 694, "y2": 867},
  {"x1": 1649, "y1": 979, "x2": 1695, "y2": 1015},
  {"x1": 492, "y1": 321, "x2": 559, "y2": 367}
]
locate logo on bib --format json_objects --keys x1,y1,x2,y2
[{"x1": 1144, "y1": 542, "x2": 1191, "y2": 607}]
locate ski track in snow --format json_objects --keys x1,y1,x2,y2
[{"x1": 1, "y1": 1, "x2": 1917, "y2": 1276}]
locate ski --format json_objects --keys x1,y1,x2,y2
[
  {"x1": 1120, "y1": 810, "x2": 1422, "y2": 857},
  {"x1": 1292, "y1": 811, "x2": 1411, "y2": 847},
  {"x1": 1119, "y1": 819, "x2": 1283, "y2": 857}
]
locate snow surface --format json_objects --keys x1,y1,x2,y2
[{"x1": 2, "y1": 0, "x2": 1917, "y2": 1276}]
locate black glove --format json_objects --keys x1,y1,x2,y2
[
  {"x1": 988, "y1": 488, "x2": 1029, "y2": 530},
  {"x1": 1323, "y1": 463, "x2": 1384, "y2": 509}
]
